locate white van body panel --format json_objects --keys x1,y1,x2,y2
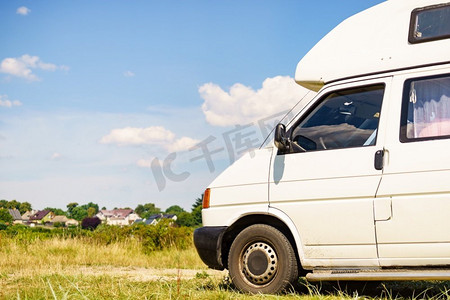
[
  {"x1": 202, "y1": 204, "x2": 269, "y2": 227},
  {"x1": 374, "y1": 67, "x2": 450, "y2": 266},
  {"x1": 208, "y1": 147, "x2": 273, "y2": 190},
  {"x1": 207, "y1": 183, "x2": 268, "y2": 208},
  {"x1": 207, "y1": 147, "x2": 273, "y2": 208},
  {"x1": 266, "y1": 206, "x2": 378, "y2": 268}
]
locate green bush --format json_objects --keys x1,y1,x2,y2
[
  {"x1": 0, "y1": 208, "x2": 12, "y2": 223},
  {"x1": 1, "y1": 224, "x2": 87, "y2": 244},
  {"x1": 0, "y1": 221, "x2": 194, "y2": 255},
  {"x1": 139, "y1": 219, "x2": 193, "y2": 253},
  {"x1": 0, "y1": 222, "x2": 8, "y2": 230},
  {"x1": 53, "y1": 222, "x2": 63, "y2": 228},
  {"x1": 87, "y1": 220, "x2": 194, "y2": 253}
]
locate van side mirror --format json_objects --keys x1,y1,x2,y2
[{"x1": 274, "y1": 123, "x2": 290, "y2": 151}]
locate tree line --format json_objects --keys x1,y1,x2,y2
[{"x1": 0, "y1": 197, "x2": 203, "y2": 227}]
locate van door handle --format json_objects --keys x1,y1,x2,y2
[{"x1": 374, "y1": 149, "x2": 384, "y2": 170}]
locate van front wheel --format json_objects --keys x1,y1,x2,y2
[{"x1": 228, "y1": 224, "x2": 298, "y2": 294}]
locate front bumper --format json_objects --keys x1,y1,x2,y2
[{"x1": 193, "y1": 226, "x2": 228, "y2": 270}]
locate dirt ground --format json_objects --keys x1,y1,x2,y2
[
  {"x1": 78, "y1": 266, "x2": 228, "y2": 281},
  {"x1": 7, "y1": 266, "x2": 228, "y2": 282}
]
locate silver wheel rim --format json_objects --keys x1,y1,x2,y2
[{"x1": 241, "y1": 242, "x2": 278, "y2": 285}]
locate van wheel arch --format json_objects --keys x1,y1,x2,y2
[{"x1": 221, "y1": 214, "x2": 304, "y2": 275}]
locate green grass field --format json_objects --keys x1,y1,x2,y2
[{"x1": 2, "y1": 231, "x2": 450, "y2": 299}]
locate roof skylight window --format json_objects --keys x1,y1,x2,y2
[{"x1": 409, "y1": 3, "x2": 450, "y2": 44}]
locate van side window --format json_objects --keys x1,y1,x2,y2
[
  {"x1": 409, "y1": 4, "x2": 450, "y2": 44},
  {"x1": 401, "y1": 74, "x2": 450, "y2": 142},
  {"x1": 290, "y1": 84, "x2": 384, "y2": 152}
]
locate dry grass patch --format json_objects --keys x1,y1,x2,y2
[{"x1": 0, "y1": 236, "x2": 206, "y2": 277}]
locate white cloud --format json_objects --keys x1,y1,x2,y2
[
  {"x1": 166, "y1": 136, "x2": 200, "y2": 153},
  {"x1": 50, "y1": 152, "x2": 62, "y2": 160},
  {"x1": 16, "y1": 6, "x2": 31, "y2": 16},
  {"x1": 199, "y1": 76, "x2": 310, "y2": 127},
  {"x1": 0, "y1": 95, "x2": 22, "y2": 108},
  {"x1": 0, "y1": 57, "x2": 37, "y2": 80},
  {"x1": 136, "y1": 158, "x2": 153, "y2": 168},
  {"x1": 100, "y1": 126, "x2": 175, "y2": 146},
  {"x1": 123, "y1": 70, "x2": 135, "y2": 77},
  {"x1": 0, "y1": 54, "x2": 68, "y2": 81},
  {"x1": 100, "y1": 126, "x2": 200, "y2": 152}
]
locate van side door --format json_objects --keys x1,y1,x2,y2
[
  {"x1": 269, "y1": 78, "x2": 391, "y2": 268},
  {"x1": 376, "y1": 70, "x2": 450, "y2": 266}
]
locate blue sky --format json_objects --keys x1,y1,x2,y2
[{"x1": 0, "y1": 0, "x2": 384, "y2": 211}]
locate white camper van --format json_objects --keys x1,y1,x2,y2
[{"x1": 194, "y1": 0, "x2": 450, "y2": 294}]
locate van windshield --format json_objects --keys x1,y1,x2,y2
[{"x1": 259, "y1": 90, "x2": 316, "y2": 149}]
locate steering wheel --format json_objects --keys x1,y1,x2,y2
[{"x1": 319, "y1": 135, "x2": 342, "y2": 150}]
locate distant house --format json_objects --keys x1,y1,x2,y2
[
  {"x1": 29, "y1": 210, "x2": 55, "y2": 224},
  {"x1": 65, "y1": 218, "x2": 79, "y2": 227},
  {"x1": 134, "y1": 213, "x2": 177, "y2": 226},
  {"x1": 51, "y1": 215, "x2": 79, "y2": 227},
  {"x1": 52, "y1": 215, "x2": 68, "y2": 224},
  {"x1": 21, "y1": 210, "x2": 38, "y2": 222},
  {"x1": 8, "y1": 209, "x2": 23, "y2": 224},
  {"x1": 96, "y1": 209, "x2": 139, "y2": 226}
]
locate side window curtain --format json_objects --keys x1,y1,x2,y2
[
  {"x1": 290, "y1": 84, "x2": 385, "y2": 152},
  {"x1": 403, "y1": 75, "x2": 450, "y2": 140}
]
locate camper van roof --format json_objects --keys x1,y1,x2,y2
[{"x1": 296, "y1": 0, "x2": 450, "y2": 91}]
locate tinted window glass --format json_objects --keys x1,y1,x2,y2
[
  {"x1": 291, "y1": 85, "x2": 384, "y2": 152},
  {"x1": 401, "y1": 74, "x2": 450, "y2": 142}
]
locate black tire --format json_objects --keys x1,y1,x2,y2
[{"x1": 228, "y1": 224, "x2": 299, "y2": 294}]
